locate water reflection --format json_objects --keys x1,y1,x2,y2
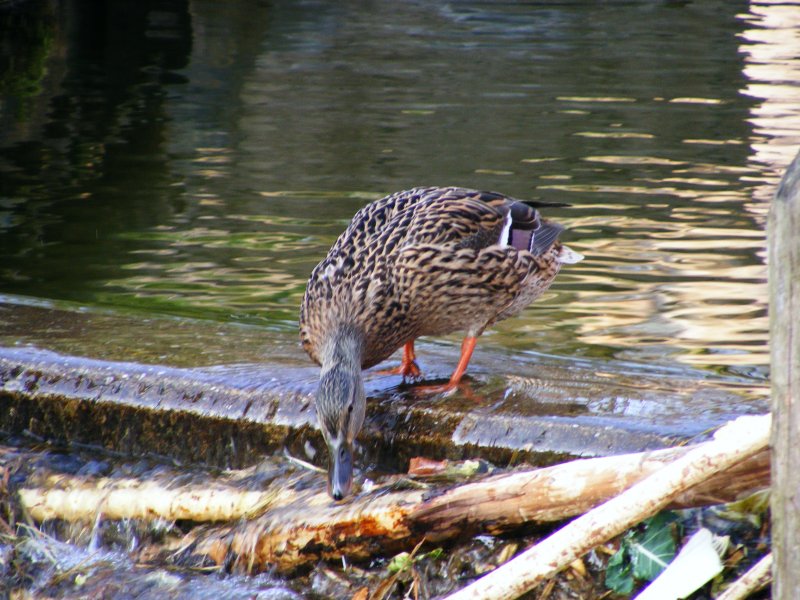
[
  {"x1": 739, "y1": 0, "x2": 800, "y2": 196},
  {"x1": 3, "y1": 0, "x2": 799, "y2": 385}
]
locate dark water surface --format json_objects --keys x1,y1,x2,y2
[{"x1": 3, "y1": 0, "x2": 800, "y2": 393}]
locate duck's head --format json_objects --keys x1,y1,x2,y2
[{"x1": 315, "y1": 358, "x2": 366, "y2": 500}]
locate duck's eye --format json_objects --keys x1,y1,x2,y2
[{"x1": 347, "y1": 403, "x2": 354, "y2": 414}]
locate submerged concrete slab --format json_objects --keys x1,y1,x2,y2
[
  {"x1": 0, "y1": 345, "x2": 765, "y2": 476},
  {"x1": 0, "y1": 295, "x2": 769, "y2": 474}
]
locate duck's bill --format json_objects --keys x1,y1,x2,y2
[{"x1": 328, "y1": 441, "x2": 353, "y2": 501}]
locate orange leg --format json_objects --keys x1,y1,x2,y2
[
  {"x1": 399, "y1": 340, "x2": 422, "y2": 379},
  {"x1": 416, "y1": 336, "x2": 478, "y2": 394},
  {"x1": 448, "y1": 336, "x2": 477, "y2": 386},
  {"x1": 377, "y1": 340, "x2": 422, "y2": 380}
]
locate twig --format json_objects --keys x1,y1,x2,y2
[{"x1": 715, "y1": 553, "x2": 772, "y2": 600}]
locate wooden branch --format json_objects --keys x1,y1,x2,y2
[
  {"x1": 18, "y1": 475, "x2": 296, "y2": 522},
  {"x1": 17, "y1": 418, "x2": 770, "y2": 572},
  {"x1": 716, "y1": 553, "x2": 772, "y2": 600},
  {"x1": 769, "y1": 147, "x2": 800, "y2": 600},
  {"x1": 443, "y1": 414, "x2": 771, "y2": 600},
  {"x1": 413, "y1": 443, "x2": 769, "y2": 539}
]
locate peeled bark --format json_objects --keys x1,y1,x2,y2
[{"x1": 19, "y1": 475, "x2": 296, "y2": 523}]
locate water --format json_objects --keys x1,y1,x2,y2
[{"x1": 3, "y1": 0, "x2": 799, "y2": 390}]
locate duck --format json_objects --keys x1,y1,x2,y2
[{"x1": 299, "y1": 186, "x2": 583, "y2": 499}]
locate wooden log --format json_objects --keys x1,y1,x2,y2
[
  {"x1": 413, "y1": 442, "x2": 769, "y2": 538},
  {"x1": 769, "y1": 148, "x2": 800, "y2": 600},
  {"x1": 18, "y1": 421, "x2": 769, "y2": 571},
  {"x1": 442, "y1": 414, "x2": 770, "y2": 600},
  {"x1": 18, "y1": 475, "x2": 295, "y2": 522},
  {"x1": 716, "y1": 553, "x2": 772, "y2": 600},
  {"x1": 17, "y1": 446, "x2": 769, "y2": 531}
]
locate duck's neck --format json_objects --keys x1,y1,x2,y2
[{"x1": 320, "y1": 324, "x2": 364, "y2": 373}]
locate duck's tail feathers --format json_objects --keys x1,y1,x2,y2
[
  {"x1": 558, "y1": 244, "x2": 584, "y2": 264},
  {"x1": 522, "y1": 200, "x2": 572, "y2": 209},
  {"x1": 529, "y1": 222, "x2": 564, "y2": 256}
]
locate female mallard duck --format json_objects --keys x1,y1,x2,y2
[{"x1": 299, "y1": 186, "x2": 582, "y2": 499}]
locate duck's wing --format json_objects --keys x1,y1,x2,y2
[
  {"x1": 381, "y1": 188, "x2": 564, "y2": 257},
  {"x1": 330, "y1": 186, "x2": 563, "y2": 257}
]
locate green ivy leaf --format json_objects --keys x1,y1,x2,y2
[
  {"x1": 605, "y1": 546, "x2": 635, "y2": 595},
  {"x1": 629, "y1": 513, "x2": 677, "y2": 581}
]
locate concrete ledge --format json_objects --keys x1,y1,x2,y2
[{"x1": 0, "y1": 344, "x2": 749, "y2": 476}]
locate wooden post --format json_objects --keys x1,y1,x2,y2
[{"x1": 770, "y1": 148, "x2": 800, "y2": 599}]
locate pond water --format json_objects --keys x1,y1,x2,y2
[{"x1": 3, "y1": 0, "x2": 800, "y2": 393}]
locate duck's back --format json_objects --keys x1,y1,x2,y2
[{"x1": 299, "y1": 187, "x2": 574, "y2": 368}]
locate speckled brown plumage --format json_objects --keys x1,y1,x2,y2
[{"x1": 300, "y1": 186, "x2": 578, "y2": 369}]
